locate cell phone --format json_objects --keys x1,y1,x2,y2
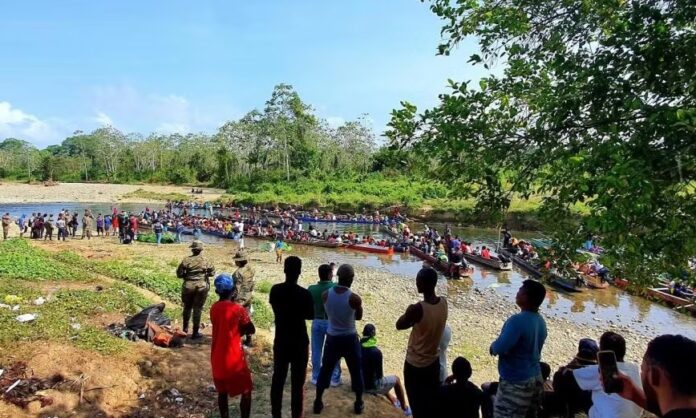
[{"x1": 598, "y1": 350, "x2": 623, "y2": 393}]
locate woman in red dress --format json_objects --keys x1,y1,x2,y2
[{"x1": 210, "y1": 274, "x2": 256, "y2": 418}]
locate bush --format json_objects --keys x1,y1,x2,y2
[{"x1": 136, "y1": 232, "x2": 177, "y2": 244}]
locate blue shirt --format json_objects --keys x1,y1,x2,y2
[{"x1": 490, "y1": 311, "x2": 547, "y2": 382}]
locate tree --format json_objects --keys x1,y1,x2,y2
[{"x1": 387, "y1": 0, "x2": 696, "y2": 284}]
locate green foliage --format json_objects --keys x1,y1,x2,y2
[
  {"x1": 0, "y1": 239, "x2": 91, "y2": 281},
  {"x1": 136, "y1": 232, "x2": 177, "y2": 244},
  {"x1": 91, "y1": 258, "x2": 182, "y2": 303},
  {"x1": 225, "y1": 175, "x2": 448, "y2": 211},
  {"x1": 251, "y1": 298, "x2": 273, "y2": 330},
  {"x1": 0, "y1": 280, "x2": 150, "y2": 354},
  {"x1": 387, "y1": 0, "x2": 696, "y2": 285},
  {"x1": 255, "y1": 280, "x2": 273, "y2": 294}
]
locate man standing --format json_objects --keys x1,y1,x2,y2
[
  {"x1": 614, "y1": 334, "x2": 696, "y2": 418},
  {"x1": 176, "y1": 240, "x2": 215, "y2": 339},
  {"x1": 314, "y1": 264, "x2": 365, "y2": 415},
  {"x1": 269, "y1": 256, "x2": 314, "y2": 418},
  {"x1": 396, "y1": 267, "x2": 448, "y2": 418},
  {"x1": 44, "y1": 215, "x2": 54, "y2": 241},
  {"x1": 232, "y1": 251, "x2": 255, "y2": 347},
  {"x1": 490, "y1": 279, "x2": 548, "y2": 418},
  {"x1": 2, "y1": 213, "x2": 12, "y2": 240},
  {"x1": 56, "y1": 214, "x2": 67, "y2": 241},
  {"x1": 308, "y1": 264, "x2": 341, "y2": 386},
  {"x1": 81, "y1": 210, "x2": 93, "y2": 240}
]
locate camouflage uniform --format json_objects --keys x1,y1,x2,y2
[
  {"x1": 233, "y1": 264, "x2": 255, "y2": 310},
  {"x1": 1, "y1": 214, "x2": 10, "y2": 240},
  {"x1": 176, "y1": 241, "x2": 215, "y2": 335}
]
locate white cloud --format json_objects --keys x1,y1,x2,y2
[
  {"x1": 88, "y1": 84, "x2": 234, "y2": 135},
  {"x1": 0, "y1": 101, "x2": 61, "y2": 147},
  {"x1": 94, "y1": 112, "x2": 113, "y2": 126}
]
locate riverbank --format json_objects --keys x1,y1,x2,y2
[
  {"x1": 0, "y1": 236, "x2": 654, "y2": 417},
  {"x1": 0, "y1": 182, "x2": 225, "y2": 204}
]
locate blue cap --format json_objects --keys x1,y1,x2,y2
[{"x1": 214, "y1": 274, "x2": 234, "y2": 293}]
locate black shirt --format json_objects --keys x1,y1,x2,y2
[
  {"x1": 361, "y1": 345, "x2": 383, "y2": 390},
  {"x1": 269, "y1": 282, "x2": 314, "y2": 347},
  {"x1": 436, "y1": 380, "x2": 483, "y2": 418},
  {"x1": 450, "y1": 251, "x2": 463, "y2": 264},
  {"x1": 663, "y1": 409, "x2": 696, "y2": 418}
]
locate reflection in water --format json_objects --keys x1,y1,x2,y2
[{"x1": 1, "y1": 203, "x2": 695, "y2": 340}]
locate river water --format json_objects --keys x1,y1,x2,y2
[{"x1": 2, "y1": 202, "x2": 694, "y2": 339}]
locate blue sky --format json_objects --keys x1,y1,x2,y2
[{"x1": 0, "y1": 1, "x2": 483, "y2": 147}]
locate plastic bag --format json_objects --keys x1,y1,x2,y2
[{"x1": 125, "y1": 303, "x2": 171, "y2": 335}]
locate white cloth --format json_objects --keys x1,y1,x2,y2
[{"x1": 573, "y1": 362, "x2": 643, "y2": 418}]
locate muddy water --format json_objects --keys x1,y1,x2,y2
[{"x1": 2, "y1": 203, "x2": 694, "y2": 339}]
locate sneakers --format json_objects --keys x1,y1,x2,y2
[
  {"x1": 330, "y1": 380, "x2": 341, "y2": 387},
  {"x1": 403, "y1": 406, "x2": 412, "y2": 416},
  {"x1": 310, "y1": 378, "x2": 318, "y2": 385}
]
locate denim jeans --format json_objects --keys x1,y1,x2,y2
[
  {"x1": 156, "y1": 232, "x2": 162, "y2": 245},
  {"x1": 311, "y1": 320, "x2": 341, "y2": 384},
  {"x1": 176, "y1": 231, "x2": 182, "y2": 243}
]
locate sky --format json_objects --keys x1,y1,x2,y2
[{"x1": 0, "y1": 1, "x2": 484, "y2": 147}]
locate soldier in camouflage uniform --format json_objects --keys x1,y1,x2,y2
[
  {"x1": 176, "y1": 240, "x2": 215, "y2": 339},
  {"x1": 232, "y1": 251, "x2": 255, "y2": 346}
]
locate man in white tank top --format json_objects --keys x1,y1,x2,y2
[
  {"x1": 313, "y1": 264, "x2": 366, "y2": 415},
  {"x1": 396, "y1": 267, "x2": 448, "y2": 418}
]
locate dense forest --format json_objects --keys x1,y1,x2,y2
[{"x1": 0, "y1": 84, "x2": 390, "y2": 187}]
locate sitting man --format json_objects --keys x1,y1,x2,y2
[
  {"x1": 360, "y1": 324, "x2": 411, "y2": 416},
  {"x1": 553, "y1": 338, "x2": 599, "y2": 415},
  {"x1": 437, "y1": 357, "x2": 483, "y2": 418}
]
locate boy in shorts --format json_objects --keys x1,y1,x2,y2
[
  {"x1": 360, "y1": 324, "x2": 411, "y2": 416},
  {"x1": 210, "y1": 273, "x2": 256, "y2": 418}
]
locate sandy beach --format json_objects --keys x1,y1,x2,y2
[{"x1": 0, "y1": 182, "x2": 225, "y2": 204}]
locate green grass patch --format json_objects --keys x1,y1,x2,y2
[
  {"x1": 90, "y1": 258, "x2": 182, "y2": 303},
  {"x1": 256, "y1": 280, "x2": 273, "y2": 294},
  {"x1": 0, "y1": 239, "x2": 91, "y2": 281},
  {"x1": 122, "y1": 188, "x2": 190, "y2": 202},
  {"x1": 136, "y1": 232, "x2": 177, "y2": 244},
  {"x1": 0, "y1": 280, "x2": 153, "y2": 355},
  {"x1": 251, "y1": 298, "x2": 273, "y2": 330}
]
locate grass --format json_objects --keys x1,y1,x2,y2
[
  {"x1": 251, "y1": 298, "x2": 274, "y2": 330},
  {"x1": 122, "y1": 188, "x2": 190, "y2": 202},
  {"x1": 256, "y1": 280, "x2": 273, "y2": 294},
  {"x1": 0, "y1": 239, "x2": 92, "y2": 281}
]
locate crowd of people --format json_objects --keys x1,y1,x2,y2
[{"x1": 173, "y1": 239, "x2": 695, "y2": 418}]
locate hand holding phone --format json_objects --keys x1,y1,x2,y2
[{"x1": 598, "y1": 350, "x2": 623, "y2": 394}]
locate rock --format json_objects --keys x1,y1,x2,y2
[{"x1": 169, "y1": 388, "x2": 181, "y2": 397}]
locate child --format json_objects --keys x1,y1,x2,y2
[
  {"x1": 275, "y1": 237, "x2": 284, "y2": 264},
  {"x1": 210, "y1": 273, "x2": 256, "y2": 418}
]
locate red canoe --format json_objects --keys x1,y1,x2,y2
[{"x1": 347, "y1": 243, "x2": 394, "y2": 255}]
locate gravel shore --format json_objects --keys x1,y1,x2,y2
[
  {"x1": 244, "y1": 248, "x2": 650, "y2": 386},
  {"x1": 0, "y1": 182, "x2": 224, "y2": 203}
]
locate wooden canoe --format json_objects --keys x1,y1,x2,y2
[
  {"x1": 647, "y1": 288, "x2": 696, "y2": 313},
  {"x1": 583, "y1": 274, "x2": 610, "y2": 289},
  {"x1": 409, "y1": 245, "x2": 474, "y2": 278},
  {"x1": 245, "y1": 232, "x2": 344, "y2": 249},
  {"x1": 500, "y1": 249, "x2": 542, "y2": 278},
  {"x1": 463, "y1": 253, "x2": 513, "y2": 271},
  {"x1": 347, "y1": 243, "x2": 394, "y2": 255}
]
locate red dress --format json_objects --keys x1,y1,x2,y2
[{"x1": 210, "y1": 300, "x2": 253, "y2": 396}]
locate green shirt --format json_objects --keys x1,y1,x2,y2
[{"x1": 307, "y1": 280, "x2": 335, "y2": 320}]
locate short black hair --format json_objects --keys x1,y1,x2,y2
[
  {"x1": 417, "y1": 267, "x2": 438, "y2": 290},
  {"x1": 600, "y1": 331, "x2": 626, "y2": 362},
  {"x1": 645, "y1": 334, "x2": 696, "y2": 396},
  {"x1": 452, "y1": 357, "x2": 472, "y2": 381},
  {"x1": 284, "y1": 256, "x2": 302, "y2": 280},
  {"x1": 521, "y1": 279, "x2": 546, "y2": 309},
  {"x1": 318, "y1": 264, "x2": 332, "y2": 281}
]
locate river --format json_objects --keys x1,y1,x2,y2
[{"x1": 2, "y1": 202, "x2": 694, "y2": 339}]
